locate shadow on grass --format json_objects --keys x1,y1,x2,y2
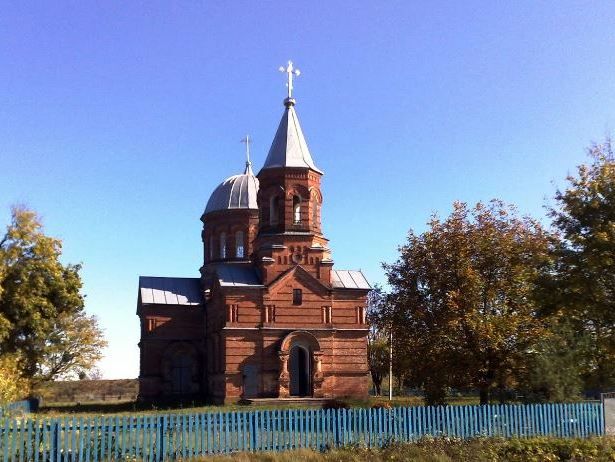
[
  {"x1": 38, "y1": 396, "x2": 481, "y2": 417},
  {"x1": 39, "y1": 398, "x2": 215, "y2": 416}
]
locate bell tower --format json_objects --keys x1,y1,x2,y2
[{"x1": 255, "y1": 61, "x2": 333, "y2": 285}]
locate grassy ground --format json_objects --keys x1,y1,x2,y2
[
  {"x1": 202, "y1": 437, "x2": 615, "y2": 462},
  {"x1": 37, "y1": 400, "x2": 313, "y2": 417},
  {"x1": 36, "y1": 396, "x2": 482, "y2": 417}
]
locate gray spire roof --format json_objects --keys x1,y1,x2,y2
[{"x1": 260, "y1": 100, "x2": 323, "y2": 174}]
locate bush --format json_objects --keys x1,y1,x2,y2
[
  {"x1": 321, "y1": 399, "x2": 349, "y2": 410},
  {"x1": 203, "y1": 437, "x2": 615, "y2": 461},
  {"x1": 499, "y1": 437, "x2": 615, "y2": 461},
  {"x1": 370, "y1": 401, "x2": 392, "y2": 409}
]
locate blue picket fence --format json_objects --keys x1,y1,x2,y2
[
  {"x1": 0, "y1": 402, "x2": 604, "y2": 461},
  {"x1": 0, "y1": 399, "x2": 37, "y2": 418}
]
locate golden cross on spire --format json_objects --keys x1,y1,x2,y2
[{"x1": 279, "y1": 60, "x2": 301, "y2": 99}]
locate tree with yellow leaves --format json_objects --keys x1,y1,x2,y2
[
  {"x1": 0, "y1": 206, "x2": 107, "y2": 383},
  {"x1": 383, "y1": 200, "x2": 555, "y2": 404},
  {"x1": 0, "y1": 354, "x2": 29, "y2": 404}
]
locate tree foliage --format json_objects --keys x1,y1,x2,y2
[
  {"x1": 383, "y1": 200, "x2": 555, "y2": 404},
  {"x1": 549, "y1": 139, "x2": 615, "y2": 390},
  {"x1": 0, "y1": 354, "x2": 30, "y2": 404},
  {"x1": 0, "y1": 206, "x2": 106, "y2": 382},
  {"x1": 519, "y1": 320, "x2": 587, "y2": 402},
  {"x1": 366, "y1": 287, "x2": 389, "y2": 396}
]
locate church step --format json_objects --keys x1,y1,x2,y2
[{"x1": 244, "y1": 397, "x2": 330, "y2": 406}]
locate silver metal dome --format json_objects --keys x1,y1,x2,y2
[{"x1": 204, "y1": 162, "x2": 259, "y2": 214}]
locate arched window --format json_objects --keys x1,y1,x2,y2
[
  {"x1": 293, "y1": 195, "x2": 301, "y2": 224},
  {"x1": 312, "y1": 200, "x2": 319, "y2": 228},
  {"x1": 209, "y1": 235, "x2": 214, "y2": 259},
  {"x1": 270, "y1": 196, "x2": 279, "y2": 225},
  {"x1": 235, "y1": 231, "x2": 244, "y2": 258},
  {"x1": 219, "y1": 232, "x2": 226, "y2": 259}
]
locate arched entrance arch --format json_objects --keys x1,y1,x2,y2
[
  {"x1": 161, "y1": 342, "x2": 200, "y2": 396},
  {"x1": 278, "y1": 331, "x2": 323, "y2": 398}
]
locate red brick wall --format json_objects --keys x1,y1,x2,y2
[
  {"x1": 137, "y1": 304, "x2": 205, "y2": 399},
  {"x1": 200, "y1": 264, "x2": 369, "y2": 402}
]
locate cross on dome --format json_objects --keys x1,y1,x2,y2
[
  {"x1": 240, "y1": 134, "x2": 253, "y2": 173},
  {"x1": 279, "y1": 60, "x2": 301, "y2": 100}
]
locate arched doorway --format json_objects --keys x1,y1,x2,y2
[
  {"x1": 279, "y1": 331, "x2": 322, "y2": 398},
  {"x1": 161, "y1": 342, "x2": 200, "y2": 396},
  {"x1": 170, "y1": 355, "x2": 193, "y2": 394},
  {"x1": 289, "y1": 345, "x2": 311, "y2": 396}
]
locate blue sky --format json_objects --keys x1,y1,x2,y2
[{"x1": 1, "y1": 2, "x2": 614, "y2": 379}]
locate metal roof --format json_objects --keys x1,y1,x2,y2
[
  {"x1": 331, "y1": 270, "x2": 371, "y2": 290},
  {"x1": 259, "y1": 103, "x2": 323, "y2": 174},
  {"x1": 210, "y1": 263, "x2": 263, "y2": 288},
  {"x1": 204, "y1": 162, "x2": 259, "y2": 214},
  {"x1": 138, "y1": 276, "x2": 202, "y2": 305}
]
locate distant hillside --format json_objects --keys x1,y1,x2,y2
[{"x1": 34, "y1": 379, "x2": 138, "y2": 404}]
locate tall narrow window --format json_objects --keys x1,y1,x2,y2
[
  {"x1": 270, "y1": 196, "x2": 279, "y2": 225},
  {"x1": 322, "y1": 306, "x2": 332, "y2": 324},
  {"x1": 311, "y1": 200, "x2": 317, "y2": 227},
  {"x1": 235, "y1": 231, "x2": 244, "y2": 258},
  {"x1": 356, "y1": 306, "x2": 366, "y2": 324},
  {"x1": 293, "y1": 288, "x2": 303, "y2": 305},
  {"x1": 293, "y1": 195, "x2": 301, "y2": 224},
  {"x1": 219, "y1": 232, "x2": 226, "y2": 259},
  {"x1": 209, "y1": 235, "x2": 214, "y2": 259}
]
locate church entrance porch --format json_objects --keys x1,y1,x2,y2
[{"x1": 278, "y1": 330, "x2": 323, "y2": 398}]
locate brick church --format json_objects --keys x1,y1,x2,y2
[{"x1": 137, "y1": 63, "x2": 371, "y2": 403}]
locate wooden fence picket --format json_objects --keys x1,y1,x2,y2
[{"x1": 0, "y1": 402, "x2": 607, "y2": 461}]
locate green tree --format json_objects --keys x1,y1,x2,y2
[
  {"x1": 520, "y1": 320, "x2": 587, "y2": 402},
  {"x1": 368, "y1": 338, "x2": 389, "y2": 396},
  {"x1": 0, "y1": 206, "x2": 106, "y2": 382},
  {"x1": 366, "y1": 287, "x2": 390, "y2": 396},
  {"x1": 383, "y1": 200, "x2": 554, "y2": 404},
  {"x1": 549, "y1": 139, "x2": 615, "y2": 391}
]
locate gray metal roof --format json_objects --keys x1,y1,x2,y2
[
  {"x1": 210, "y1": 263, "x2": 263, "y2": 288},
  {"x1": 204, "y1": 162, "x2": 259, "y2": 214},
  {"x1": 260, "y1": 104, "x2": 323, "y2": 174},
  {"x1": 138, "y1": 276, "x2": 202, "y2": 305},
  {"x1": 331, "y1": 270, "x2": 371, "y2": 290}
]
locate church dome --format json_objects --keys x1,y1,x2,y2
[{"x1": 204, "y1": 162, "x2": 259, "y2": 214}]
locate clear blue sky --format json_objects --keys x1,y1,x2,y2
[{"x1": 1, "y1": 2, "x2": 614, "y2": 379}]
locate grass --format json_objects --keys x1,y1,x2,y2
[
  {"x1": 35, "y1": 396, "x2": 482, "y2": 418},
  {"x1": 202, "y1": 437, "x2": 615, "y2": 462}
]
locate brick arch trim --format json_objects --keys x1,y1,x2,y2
[
  {"x1": 308, "y1": 186, "x2": 323, "y2": 203},
  {"x1": 280, "y1": 330, "x2": 321, "y2": 353},
  {"x1": 287, "y1": 184, "x2": 310, "y2": 200}
]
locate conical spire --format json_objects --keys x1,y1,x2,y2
[
  {"x1": 260, "y1": 61, "x2": 323, "y2": 174},
  {"x1": 260, "y1": 103, "x2": 322, "y2": 174}
]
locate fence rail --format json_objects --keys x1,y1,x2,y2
[
  {"x1": 0, "y1": 402, "x2": 604, "y2": 461},
  {"x1": 0, "y1": 399, "x2": 37, "y2": 418}
]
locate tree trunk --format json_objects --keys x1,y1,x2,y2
[
  {"x1": 479, "y1": 387, "x2": 489, "y2": 405},
  {"x1": 498, "y1": 385, "x2": 506, "y2": 404}
]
